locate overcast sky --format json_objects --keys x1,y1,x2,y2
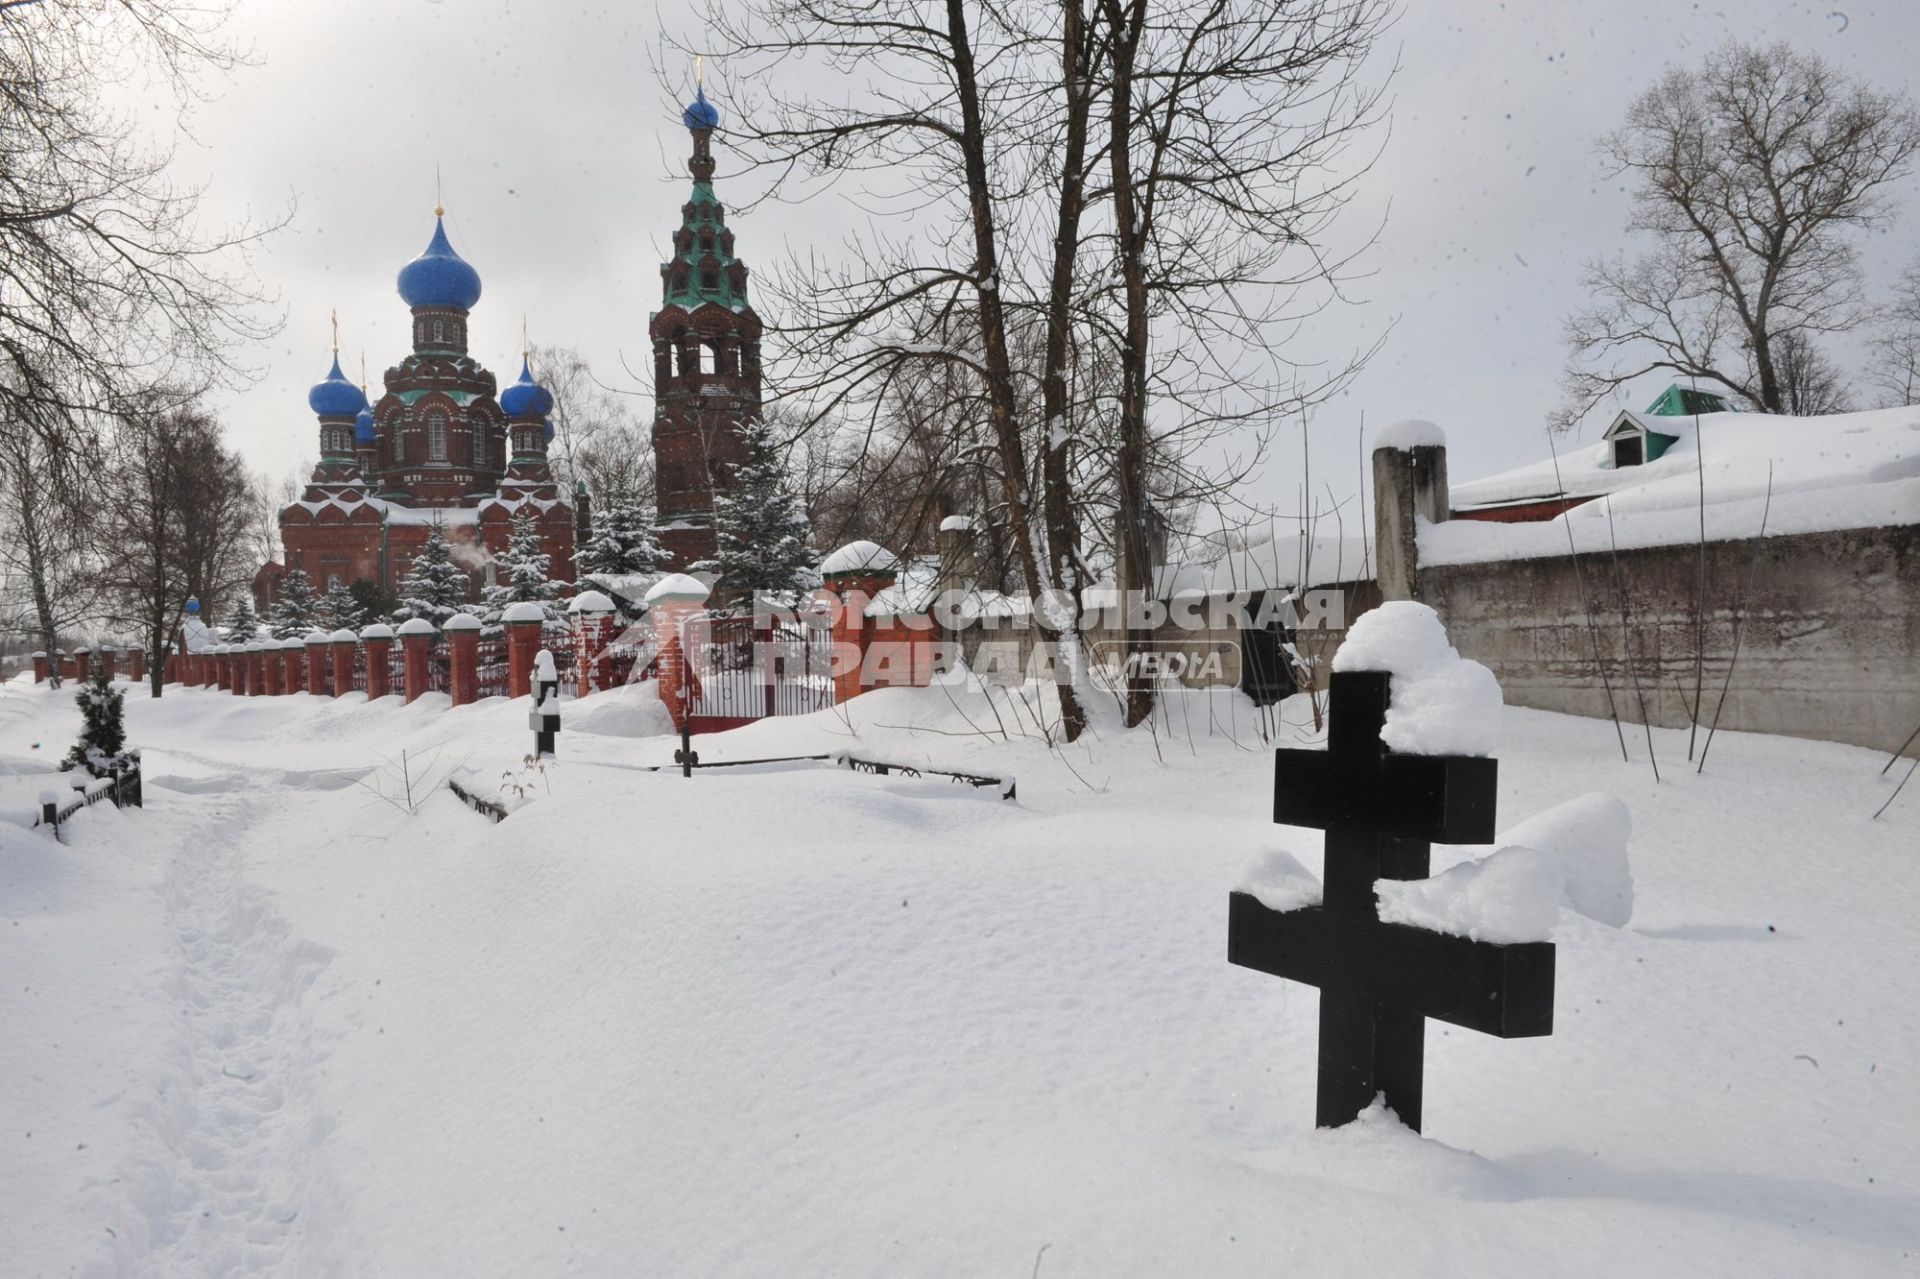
[{"x1": 151, "y1": 0, "x2": 1920, "y2": 527}]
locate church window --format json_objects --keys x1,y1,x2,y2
[
  {"x1": 473, "y1": 423, "x2": 485, "y2": 467},
  {"x1": 429, "y1": 412, "x2": 447, "y2": 461},
  {"x1": 433, "y1": 318, "x2": 445, "y2": 343},
  {"x1": 701, "y1": 263, "x2": 719, "y2": 291},
  {"x1": 700, "y1": 230, "x2": 714, "y2": 252}
]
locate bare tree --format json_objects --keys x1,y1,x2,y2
[
  {"x1": 1866, "y1": 261, "x2": 1920, "y2": 407},
  {"x1": 532, "y1": 343, "x2": 655, "y2": 504},
  {"x1": 1095, "y1": 0, "x2": 1389, "y2": 724},
  {"x1": 0, "y1": 409, "x2": 100, "y2": 652},
  {"x1": 0, "y1": 0, "x2": 282, "y2": 438},
  {"x1": 683, "y1": 0, "x2": 1100, "y2": 738},
  {"x1": 97, "y1": 393, "x2": 194, "y2": 697},
  {"x1": 1770, "y1": 329, "x2": 1851, "y2": 416},
  {"x1": 1559, "y1": 41, "x2": 1920, "y2": 425}
]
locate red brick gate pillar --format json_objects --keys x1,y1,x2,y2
[
  {"x1": 261, "y1": 640, "x2": 282, "y2": 695},
  {"x1": 250, "y1": 643, "x2": 270, "y2": 695},
  {"x1": 566, "y1": 590, "x2": 617, "y2": 696},
  {"x1": 304, "y1": 632, "x2": 330, "y2": 695},
  {"x1": 644, "y1": 574, "x2": 711, "y2": 731},
  {"x1": 820, "y1": 541, "x2": 900, "y2": 706},
  {"x1": 131, "y1": 646, "x2": 147, "y2": 684},
  {"x1": 445, "y1": 613, "x2": 481, "y2": 707},
  {"x1": 361, "y1": 625, "x2": 394, "y2": 699},
  {"x1": 503, "y1": 604, "x2": 544, "y2": 699},
  {"x1": 330, "y1": 629, "x2": 358, "y2": 698},
  {"x1": 99, "y1": 646, "x2": 117, "y2": 683},
  {"x1": 398, "y1": 619, "x2": 435, "y2": 703},
  {"x1": 280, "y1": 638, "x2": 303, "y2": 694},
  {"x1": 211, "y1": 645, "x2": 230, "y2": 692},
  {"x1": 31, "y1": 651, "x2": 48, "y2": 683}
]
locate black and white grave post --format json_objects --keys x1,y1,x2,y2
[
  {"x1": 531, "y1": 649, "x2": 561, "y2": 760},
  {"x1": 1228, "y1": 669, "x2": 1555, "y2": 1132}
]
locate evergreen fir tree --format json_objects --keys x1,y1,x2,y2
[
  {"x1": 696, "y1": 417, "x2": 815, "y2": 600},
  {"x1": 222, "y1": 598, "x2": 259, "y2": 644},
  {"x1": 268, "y1": 568, "x2": 320, "y2": 639},
  {"x1": 579, "y1": 496, "x2": 666, "y2": 578},
  {"x1": 62, "y1": 666, "x2": 128, "y2": 776},
  {"x1": 482, "y1": 510, "x2": 564, "y2": 627},
  {"x1": 393, "y1": 520, "x2": 470, "y2": 626},
  {"x1": 319, "y1": 580, "x2": 365, "y2": 632}
]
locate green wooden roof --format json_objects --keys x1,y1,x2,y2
[{"x1": 1646, "y1": 384, "x2": 1731, "y2": 417}]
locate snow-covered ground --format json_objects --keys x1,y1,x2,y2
[{"x1": 2, "y1": 674, "x2": 1917, "y2": 1275}]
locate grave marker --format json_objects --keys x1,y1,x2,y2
[{"x1": 1228, "y1": 669, "x2": 1555, "y2": 1132}]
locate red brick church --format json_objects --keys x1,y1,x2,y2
[{"x1": 273, "y1": 83, "x2": 758, "y2": 604}]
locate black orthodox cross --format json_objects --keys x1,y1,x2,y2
[{"x1": 1228, "y1": 670, "x2": 1555, "y2": 1132}]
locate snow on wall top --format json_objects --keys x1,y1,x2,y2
[
  {"x1": 938, "y1": 515, "x2": 975, "y2": 533},
  {"x1": 1331, "y1": 600, "x2": 1502, "y2": 756},
  {"x1": 644, "y1": 573, "x2": 711, "y2": 605},
  {"x1": 1084, "y1": 524, "x2": 1372, "y2": 604},
  {"x1": 566, "y1": 590, "x2": 615, "y2": 615},
  {"x1": 502, "y1": 601, "x2": 547, "y2": 623},
  {"x1": 1373, "y1": 419, "x2": 1446, "y2": 451},
  {"x1": 820, "y1": 540, "x2": 899, "y2": 577}
]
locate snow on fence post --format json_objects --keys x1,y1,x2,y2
[
  {"x1": 73, "y1": 645, "x2": 92, "y2": 684},
  {"x1": 503, "y1": 602, "x2": 545, "y2": 699},
  {"x1": 361, "y1": 624, "x2": 395, "y2": 699},
  {"x1": 249, "y1": 642, "x2": 270, "y2": 696},
  {"x1": 329, "y1": 629, "x2": 358, "y2": 698},
  {"x1": 31, "y1": 651, "x2": 47, "y2": 683},
  {"x1": 567, "y1": 590, "x2": 617, "y2": 696},
  {"x1": 531, "y1": 649, "x2": 561, "y2": 759},
  {"x1": 645, "y1": 574, "x2": 711, "y2": 731},
  {"x1": 262, "y1": 639, "x2": 283, "y2": 695},
  {"x1": 444, "y1": 613, "x2": 482, "y2": 707},
  {"x1": 1371, "y1": 420, "x2": 1449, "y2": 603},
  {"x1": 821, "y1": 541, "x2": 900, "y2": 705},
  {"x1": 398, "y1": 619, "x2": 435, "y2": 703},
  {"x1": 99, "y1": 645, "x2": 116, "y2": 683},
  {"x1": 304, "y1": 631, "x2": 331, "y2": 696}
]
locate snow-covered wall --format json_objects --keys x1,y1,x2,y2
[{"x1": 1416, "y1": 522, "x2": 1920, "y2": 752}]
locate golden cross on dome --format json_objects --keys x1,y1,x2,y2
[
  {"x1": 330, "y1": 309, "x2": 338, "y2": 353},
  {"x1": 435, "y1": 165, "x2": 445, "y2": 219},
  {"x1": 696, "y1": 55, "x2": 704, "y2": 87}
]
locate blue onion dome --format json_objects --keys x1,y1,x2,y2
[
  {"x1": 307, "y1": 353, "x2": 368, "y2": 417},
  {"x1": 353, "y1": 405, "x2": 376, "y2": 445},
  {"x1": 396, "y1": 216, "x2": 483, "y2": 310},
  {"x1": 499, "y1": 357, "x2": 554, "y2": 418},
  {"x1": 682, "y1": 85, "x2": 720, "y2": 131}
]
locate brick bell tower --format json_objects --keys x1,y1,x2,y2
[{"x1": 650, "y1": 81, "x2": 761, "y2": 570}]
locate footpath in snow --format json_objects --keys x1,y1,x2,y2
[{"x1": 2, "y1": 673, "x2": 1917, "y2": 1276}]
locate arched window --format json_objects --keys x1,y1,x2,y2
[
  {"x1": 701, "y1": 263, "x2": 720, "y2": 291},
  {"x1": 472, "y1": 423, "x2": 485, "y2": 468},
  {"x1": 700, "y1": 343, "x2": 718, "y2": 375},
  {"x1": 428, "y1": 411, "x2": 447, "y2": 461},
  {"x1": 432, "y1": 318, "x2": 445, "y2": 343}
]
